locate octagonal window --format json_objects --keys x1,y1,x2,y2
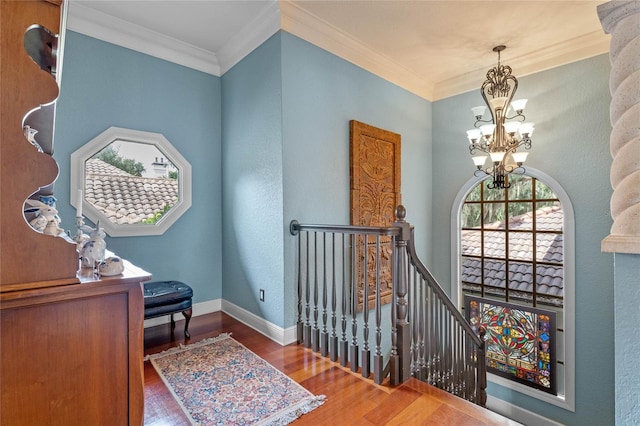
[{"x1": 71, "y1": 127, "x2": 191, "y2": 237}]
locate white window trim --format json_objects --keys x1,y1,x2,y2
[
  {"x1": 450, "y1": 167, "x2": 575, "y2": 412},
  {"x1": 70, "y1": 127, "x2": 192, "y2": 237}
]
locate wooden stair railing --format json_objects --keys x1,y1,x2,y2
[{"x1": 290, "y1": 205, "x2": 487, "y2": 406}]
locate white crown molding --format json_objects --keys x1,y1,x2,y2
[
  {"x1": 279, "y1": 0, "x2": 434, "y2": 101},
  {"x1": 217, "y1": 1, "x2": 281, "y2": 75},
  {"x1": 66, "y1": 1, "x2": 220, "y2": 75},
  {"x1": 433, "y1": 30, "x2": 610, "y2": 100},
  {"x1": 65, "y1": 1, "x2": 610, "y2": 101}
]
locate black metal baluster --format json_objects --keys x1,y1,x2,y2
[
  {"x1": 350, "y1": 233, "x2": 359, "y2": 373},
  {"x1": 321, "y1": 233, "x2": 329, "y2": 357},
  {"x1": 361, "y1": 236, "x2": 370, "y2": 378},
  {"x1": 312, "y1": 232, "x2": 320, "y2": 352},
  {"x1": 340, "y1": 233, "x2": 349, "y2": 367},
  {"x1": 304, "y1": 232, "x2": 311, "y2": 348},
  {"x1": 330, "y1": 233, "x2": 338, "y2": 362},
  {"x1": 297, "y1": 231, "x2": 303, "y2": 344}
]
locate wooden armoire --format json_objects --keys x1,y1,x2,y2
[{"x1": 0, "y1": 1, "x2": 150, "y2": 424}]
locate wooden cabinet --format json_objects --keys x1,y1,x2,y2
[
  {"x1": 0, "y1": 261, "x2": 151, "y2": 425},
  {"x1": 1, "y1": 2, "x2": 150, "y2": 424},
  {"x1": 1, "y1": 0, "x2": 78, "y2": 288}
]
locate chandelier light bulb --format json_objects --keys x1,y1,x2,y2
[
  {"x1": 490, "y1": 151, "x2": 506, "y2": 163},
  {"x1": 511, "y1": 98, "x2": 528, "y2": 113},
  {"x1": 480, "y1": 124, "x2": 495, "y2": 137},
  {"x1": 511, "y1": 151, "x2": 529, "y2": 165},
  {"x1": 471, "y1": 106, "x2": 487, "y2": 119},
  {"x1": 503, "y1": 121, "x2": 521, "y2": 135},
  {"x1": 472, "y1": 155, "x2": 487, "y2": 168},
  {"x1": 519, "y1": 122, "x2": 535, "y2": 137},
  {"x1": 467, "y1": 129, "x2": 482, "y2": 143}
]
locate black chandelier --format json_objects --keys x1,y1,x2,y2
[{"x1": 466, "y1": 45, "x2": 534, "y2": 189}]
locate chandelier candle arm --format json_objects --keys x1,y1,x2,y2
[{"x1": 465, "y1": 45, "x2": 534, "y2": 189}]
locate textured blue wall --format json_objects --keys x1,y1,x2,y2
[
  {"x1": 432, "y1": 55, "x2": 614, "y2": 425},
  {"x1": 220, "y1": 31, "x2": 431, "y2": 328},
  {"x1": 615, "y1": 253, "x2": 640, "y2": 425},
  {"x1": 220, "y1": 33, "x2": 285, "y2": 325},
  {"x1": 280, "y1": 32, "x2": 432, "y2": 327},
  {"x1": 55, "y1": 31, "x2": 222, "y2": 302}
]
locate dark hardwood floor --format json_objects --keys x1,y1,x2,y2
[{"x1": 143, "y1": 311, "x2": 519, "y2": 426}]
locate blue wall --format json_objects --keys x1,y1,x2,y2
[
  {"x1": 220, "y1": 31, "x2": 432, "y2": 328},
  {"x1": 432, "y1": 55, "x2": 614, "y2": 425},
  {"x1": 220, "y1": 33, "x2": 285, "y2": 325},
  {"x1": 615, "y1": 253, "x2": 640, "y2": 425},
  {"x1": 280, "y1": 32, "x2": 432, "y2": 327},
  {"x1": 55, "y1": 31, "x2": 223, "y2": 303}
]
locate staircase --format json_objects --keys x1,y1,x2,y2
[{"x1": 290, "y1": 205, "x2": 486, "y2": 406}]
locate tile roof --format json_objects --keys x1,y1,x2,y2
[
  {"x1": 461, "y1": 205, "x2": 564, "y2": 306},
  {"x1": 84, "y1": 158, "x2": 178, "y2": 225}
]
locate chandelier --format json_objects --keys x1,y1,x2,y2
[{"x1": 466, "y1": 45, "x2": 534, "y2": 189}]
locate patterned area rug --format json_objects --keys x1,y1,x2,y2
[{"x1": 145, "y1": 334, "x2": 325, "y2": 425}]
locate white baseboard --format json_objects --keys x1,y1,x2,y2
[
  {"x1": 221, "y1": 300, "x2": 297, "y2": 346},
  {"x1": 487, "y1": 395, "x2": 563, "y2": 426},
  {"x1": 144, "y1": 298, "x2": 297, "y2": 346}
]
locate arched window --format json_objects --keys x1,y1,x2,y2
[{"x1": 451, "y1": 168, "x2": 575, "y2": 411}]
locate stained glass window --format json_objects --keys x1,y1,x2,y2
[{"x1": 465, "y1": 296, "x2": 557, "y2": 395}]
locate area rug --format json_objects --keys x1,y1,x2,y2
[{"x1": 145, "y1": 333, "x2": 325, "y2": 425}]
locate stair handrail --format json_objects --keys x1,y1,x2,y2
[{"x1": 404, "y1": 225, "x2": 487, "y2": 405}]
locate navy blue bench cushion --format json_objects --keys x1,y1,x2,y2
[
  {"x1": 144, "y1": 299, "x2": 192, "y2": 319},
  {"x1": 143, "y1": 280, "x2": 193, "y2": 309}
]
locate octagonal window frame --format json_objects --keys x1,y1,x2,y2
[{"x1": 70, "y1": 127, "x2": 192, "y2": 237}]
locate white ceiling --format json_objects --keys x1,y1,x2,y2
[{"x1": 67, "y1": 0, "x2": 610, "y2": 100}]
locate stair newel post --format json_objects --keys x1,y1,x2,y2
[
  {"x1": 290, "y1": 221, "x2": 304, "y2": 344},
  {"x1": 477, "y1": 326, "x2": 487, "y2": 406},
  {"x1": 390, "y1": 205, "x2": 412, "y2": 385}
]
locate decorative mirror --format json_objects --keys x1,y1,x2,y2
[{"x1": 71, "y1": 127, "x2": 192, "y2": 237}]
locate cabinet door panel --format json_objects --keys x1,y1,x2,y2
[{"x1": 1, "y1": 293, "x2": 130, "y2": 425}]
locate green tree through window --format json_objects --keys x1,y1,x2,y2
[{"x1": 93, "y1": 145, "x2": 145, "y2": 177}]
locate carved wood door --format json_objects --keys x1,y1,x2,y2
[{"x1": 350, "y1": 120, "x2": 401, "y2": 310}]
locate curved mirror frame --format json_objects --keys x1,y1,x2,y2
[{"x1": 71, "y1": 127, "x2": 192, "y2": 237}]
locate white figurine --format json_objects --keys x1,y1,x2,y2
[
  {"x1": 23, "y1": 125, "x2": 44, "y2": 153},
  {"x1": 98, "y1": 256, "x2": 124, "y2": 276},
  {"x1": 79, "y1": 223, "x2": 106, "y2": 269},
  {"x1": 24, "y1": 199, "x2": 63, "y2": 236}
]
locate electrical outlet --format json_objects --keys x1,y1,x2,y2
[{"x1": 259, "y1": 289, "x2": 265, "y2": 302}]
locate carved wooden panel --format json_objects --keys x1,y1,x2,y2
[{"x1": 350, "y1": 120, "x2": 401, "y2": 310}]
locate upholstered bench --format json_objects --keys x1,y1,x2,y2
[{"x1": 143, "y1": 281, "x2": 193, "y2": 338}]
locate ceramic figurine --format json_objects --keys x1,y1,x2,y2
[
  {"x1": 98, "y1": 256, "x2": 124, "y2": 276},
  {"x1": 79, "y1": 223, "x2": 106, "y2": 269},
  {"x1": 24, "y1": 199, "x2": 63, "y2": 236},
  {"x1": 23, "y1": 125, "x2": 43, "y2": 153}
]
